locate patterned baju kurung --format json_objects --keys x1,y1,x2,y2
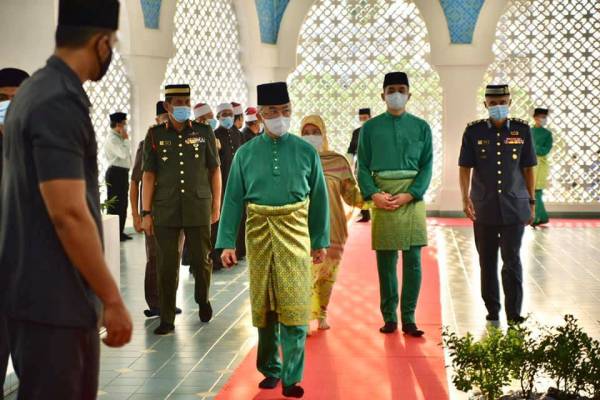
[
  {"x1": 357, "y1": 111, "x2": 433, "y2": 325},
  {"x1": 216, "y1": 132, "x2": 329, "y2": 387}
]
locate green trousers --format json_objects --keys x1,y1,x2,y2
[
  {"x1": 257, "y1": 312, "x2": 308, "y2": 387},
  {"x1": 154, "y1": 225, "x2": 212, "y2": 325},
  {"x1": 534, "y1": 190, "x2": 549, "y2": 224},
  {"x1": 376, "y1": 246, "x2": 422, "y2": 324}
]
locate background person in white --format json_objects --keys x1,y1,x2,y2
[{"x1": 105, "y1": 112, "x2": 132, "y2": 241}]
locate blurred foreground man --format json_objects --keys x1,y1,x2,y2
[
  {"x1": 0, "y1": 67, "x2": 29, "y2": 400},
  {"x1": 217, "y1": 82, "x2": 329, "y2": 398},
  {"x1": 0, "y1": 1, "x2": 132, "y2": 398},
  {"x1": 459, "y1": 84, "x2": 537, "y2": 325}
]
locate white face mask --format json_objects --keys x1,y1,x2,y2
[
  {"x1": 264, "y1": 116, "x2": 291, "y2": 137},
  {"x1": 385, "y1": 92, "x2": 408, "y2": 110},
  {"x1": 303, "y1": 135, "x2": 323, "y2": 151}
]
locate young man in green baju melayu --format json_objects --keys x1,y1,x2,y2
[{"x1": 357, "y1": 71, "x2": 433, "y2": 337}]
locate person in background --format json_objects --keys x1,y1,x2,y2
[
  {"x1": 232, "y1": 101, "x2": 244, "y2": 130},
  {"x1": 0, "y1": 67, "x2": 29, "y2": 400},
  {"x1": 348, "y1": 108, "x2": 372, "y2": 223},
  {"x1": 193, "y1": 102, "x2": 217, "y2": 131},
  {"x1": 531, "y1": 107, "x2": 553, "y2": 226},
  {"x1": 0, "y1": 0, "x2": 132, "y2": 397},
  {"x1": 241, "y1": 107, "x2": 261, "y2": 143},
  {"x1": 141, "y1": 84, "x2": 221, "y2": 335},
  {"x1": 300, "y1": 115, "x2": 363, "y2": 331},
  {"x1": 357, "y1": 72, "x2": 433, "y2": 337},
  {"x1": 130, "y1": 100, "x2": 180, "y2": 318},
  {"x1": 217, "y1": 82, "x2": 329, "y2": 398},
  {"x1": 458, "y1": 84, "x2": 536, "y2": 326},
  {"x1": 105, "y1": 112, "x2": 132, "y2": 242},
  {"x1": 211, "y1": 103, "x2": 243, "y2": 269}
]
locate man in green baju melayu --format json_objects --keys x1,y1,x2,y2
[
  {"x1": 217, "y1": 82, "x2": 330, "y2": 398},
  {"x1": 531, "y1": 107, "x2": 553, "y2": 226},
  {"x1": 357, "y1": 71, "x2": 433, "y2": 337}
]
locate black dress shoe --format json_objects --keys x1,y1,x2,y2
[
  {"x1": 144, "y1": 308, "x2": 160, "y2": 318},
  {"x1": 486, "y1": 314, "x2": 500, "y2": 322},
  {"x1": 283, "y1": 384, "x2": 304, "y2": 398},
  {"x1": 175, "y1": 307, "x2": 182, "y2": 315},
  {"x1": 402, "y1": 323, "x2": 425, "y2": 337},
  {"x1": 199, "y1": 302, "x2": 213, "y2": 323},
  {"x1": 120, "y1": 234, "x2": 133, "y2": 242},
  {"x1": 379, "y1": 322, "x2": 398, "y2": 334},
  {"x1": 153, "y1": 322, "x2": 175, "y2": 335},
  {"x1": 258, "y1": 376, "x2": 280, "y2": 389}
]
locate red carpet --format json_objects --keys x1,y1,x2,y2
[{"x1": 216, "y1": 222, "x2": 449, "y2": 400}]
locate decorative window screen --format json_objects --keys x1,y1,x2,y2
[
  {"x1": 480, "y1": 0, "x2": 600, "y2": 202},
  {"x1": 288, "y1": 0, "x2": 444, "y2": 201},
  {"x1": 84, "y1": 50, "x2": 132, "y2": 186},
  {"x1": 163, "y1": 0, "x2": 248, "y2": 109}
]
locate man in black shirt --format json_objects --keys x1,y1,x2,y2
[
  {"x1": 0, "y1": 1, "x2": 132, "y2": 398},
  {"x1": 347, "y1": 107, "x2": 372, "y2": 222},
  {"x1": 0, "y1": 67, "x2": 29, "y2": 400}
]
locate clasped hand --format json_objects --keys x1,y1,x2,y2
[{"x1": 372, "y1": 192, "x2": 413, "y2": 211}]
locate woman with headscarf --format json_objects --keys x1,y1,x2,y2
[{"x1": 300, "y1": 115, "x2": 363, "y2": 330}]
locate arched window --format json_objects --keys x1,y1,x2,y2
[
  {"x1": 163, "y1": 0, "x2": 248, "y2": 109},
  {"x1": 84, "y1": 50, "x2": 132, "y2": 183},
  {"x1": 288, "y1": 0, "x2": 443, "y2": 201},
  {"x1": 480, "y1": 0, "x2": 599, "y2": 202}
]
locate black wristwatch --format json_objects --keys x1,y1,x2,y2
[
  {"x1": 141, "y1": 210, "x2": 152, "y2": 217},
  {"x1": 528, "y1": 199, "x2": 536, "y2": 205}
]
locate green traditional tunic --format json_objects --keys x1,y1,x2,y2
[
  {"x1": 357, "y1": 111, "x2": 433, "y2": 250},
  {"x1": 532, "y1": 126, "x2": 553, "y2": 190},
  {"x1": 216, "y1": 132, "x2": 330, "y2": 326}
]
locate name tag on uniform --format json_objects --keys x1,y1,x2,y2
[
  {"x1": 504, "y1": 137, "x2": 524, "y2": 145},
  {"x1": 185, "y1": 137, "x2": 205, "y2": 145},
  {"x1": 477, "y1": 139, "x2": 490, "y2": 145},
  {"x1": 510, "y1": 131, "x2": 520, "y2": 136},
  {"x1": 159, "y1": 140, "x2": 172, "y2": 146}
]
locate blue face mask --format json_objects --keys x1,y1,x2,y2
[
  {"x1": 220, "y1": 116, "x2": 234, "y2": 130},
  {"x1": 0, "y1": 100, "x2": 10, "y2": 125},
  {"x1": 208, "y1": 118, "x2": 218, "y2": 130},
  {"x1": 488, "y1": 104, "x2": 509, "y2": 121},
  {"x1": 172, "y1": 106, "x2": 190, "y2": 123}
]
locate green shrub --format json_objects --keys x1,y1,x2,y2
[{"x1": 504, "y1": 325, "x2": 545, "y2": 399}]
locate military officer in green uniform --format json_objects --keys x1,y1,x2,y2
[
  {"x1": 141, "y1": 84, "x2": 222, "y2": 335},
  {"x1": 531, "y1": 108, "x2": 553, "y2": 226}
]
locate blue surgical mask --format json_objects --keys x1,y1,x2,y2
[
  {"x1": 208, "y1": 118, "x2": 218, "y2": 130},
  {"x1": 488, "y1": 105, "x2": 509, "y2": 121},
  {"x1": 220, "y1": 116, "x2": 234, "y2": 129},
  {"x1": 172, "y1": 106, "x2": 190, "y2": 123},
  {"x1": 0, "y1": 100, "x2": 10, "y2": 125},
  {"x1": 385, "y1": 92, "x2": 409, "y2": 110}
]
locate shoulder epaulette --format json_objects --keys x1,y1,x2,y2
[
  {"x1": 510, "y1": 117, "x2": 529, "y2": 126},
  {"x1": 467, "y1": 119, "x2": 486, "y2": 128}
]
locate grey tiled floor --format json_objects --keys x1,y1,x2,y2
[{"x1": 5, "y1": 222, "x2": 600, "y2": 400}]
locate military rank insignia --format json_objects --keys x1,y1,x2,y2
[
  {"x1": 477, "y1": 139, "x2": 490, "y2": 145},
  {"x1": 510, "y1": 131, "x2": 520, "y2": 136},
  {"x1": 185, "y1": 136, "x2": 205, "y2": 145},
  {"x1": 504, "y1": 137, "x2": 524, "y2": 145},
  {"x1": 159, "y1": 140, "x2": 171, "y2": 146}
]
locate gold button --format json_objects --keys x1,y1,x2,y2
[
  {"x1": 195, "y1": 154, "x2": 199, "y2": 158},
  {"x1": 179, "y1": 144, "x2": 183, "y2": 147},
  {"x1": 178, "y1": 135, "x2": 182, "y2": 139},
  {"x1": 497, "y1": 161, "x2": 501, "y2": 165},
  {"x1": 497, "y1": 152, "x2": 501, "y2": 155},
  {"x1": 513, "y1": 154, "x2": 518, "y2": 160},
  {"x1": 181, "y1": 189, "x2": 185, "y2": 193},
  {"x1": 497, "y1": 142, "x2": 501, "y2": 146},
  {"x1": 498, "y1": 180, "x2": 502, "y2": 184},
  {"x1": 513, "y1": 148, "x2": 517, "y2": 152},
  {"x1": 498, "y1": 170, "x2": 502, "y2": 175},
  {"x1": 180, "y1": 171, "x2": 184, "y2": 174},
  {"x1": 180, "y1": 162, "x2": 184, "y2": 165},
  {"x1": 481, "y1": 149, "x2": 486, "y2": 153},
  {"x1": 180, "y1": 180, "x2": 184, "y2": 183},
  {"x1": 179, "y1": 152, "x2": 183, "y2": 156},
  {"x1": 163, "y1": 149, "x2": 167, "y2": 153},
  {"x1": 498, "y1": 189, "x2": 502, "y2": 193}
]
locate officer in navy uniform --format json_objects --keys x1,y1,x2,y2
[
  {"x1": 347, "y1": 107, "x2": 372, "y2": 222},
  {"x1": 458, "y1": 84, "x2": 537, "y2": 325}
]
